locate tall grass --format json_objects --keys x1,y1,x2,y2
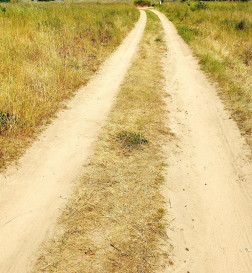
[
  {"x1": 0, "y1": 3, "x2": 139, "y2": 168},
  {"x1": 158, "y1": 2, "x2": 252, "y2": 147}
]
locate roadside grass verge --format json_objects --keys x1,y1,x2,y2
[
  {"x1": 0, "y1": 2, "x2": 138, "y2": 168},
  {"x1": 33, "y1": 11, "x2": 172, "y2": 273},
  {"x1": 158, "y1": 2, "x2": 252, "y2": 148}
]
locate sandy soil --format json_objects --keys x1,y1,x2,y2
[
  {"x1": 0, "y1": 11, "x2": 146, "y2": 273},
  {"x1": 151, "y1": 10, "x2": 252, "y2": 273}
]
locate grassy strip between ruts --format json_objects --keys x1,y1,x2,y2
[
  {"x1": 158, "y1": 2, "x2": 252, "y2": 149},
  {"x1": 0, "y1": 3, "x2": 138, "y2": 169},
  {"x1": 33, "y1": 10, "x2": 173, "y2": 273}
]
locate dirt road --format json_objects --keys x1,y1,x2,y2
[
  {"x1": 0, "y1": 11, "x2": 146, "y2": 273},
  {"x1": 0, "y1": 8, "x2": 251, "y2": 273},
  {"x1": 151, "y1": 10, "x2": 252, "y2": 273}
]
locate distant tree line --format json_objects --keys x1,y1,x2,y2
[{"x1": 0, "y1": 0, "x2": 56, "y2": 2}]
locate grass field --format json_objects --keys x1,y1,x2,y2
[
  {"x1": 158, "y1": 2, "x2": 252, "y2": 148},
  {"x1": 33, "y1": 11, "x2": 173, "y2": 273},
  {"x1": 0, "y1": 2, "x2": 138, "y2": 168}
]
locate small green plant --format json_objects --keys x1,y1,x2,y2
[
  {"x1": 117, "y1": 131, "x2": 148, "y2": 147},
  {"x1": 191, "y1": 1, "x2": 209, "y2": 11}
]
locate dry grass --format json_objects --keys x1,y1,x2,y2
[
  {"x1": 158, "y1": 2, "x2": 252, "y2": 148},
  {"x1": 33, "y1": 10, "x2": 173, "y2": 273},
  {"x1": 0, "y1": 2, "x2": 138, "y2": 168}
]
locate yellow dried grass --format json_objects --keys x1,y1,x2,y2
[{"x1": 0, "y1": 3, "x2": 138, "y2": 168}]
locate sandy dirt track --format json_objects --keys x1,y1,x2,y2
[
  {"x1": 151, "y1": 10, "x2": 252, "y2": 273},
  {"x1": 0, "y1": 11, "x2": 146, "y2": 273}
]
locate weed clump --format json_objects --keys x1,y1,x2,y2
[
  {"x1": 0, "y1": 111, "x2": 20, "y2": 134},
  {"x1": 155, "y1": 36, "x2": 162, "y2": 42},
  {"x1": 191, "y1": 1, "x2": 209, "y2": 11},
  {"x1": 117, "y1": 131, "x2": 148, "y2": 147},
  {"x1": 241, "y1": 48, "x2": 252, "y2": 66},
  {"x1": 236, "y1": 19, "x2": 250, "y2": 30}
]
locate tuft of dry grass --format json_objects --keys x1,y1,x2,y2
[
  {"x1": 0, "y1": 2, "x2": 139, "y2": 168},
  {"x1": 33, "y1": 10, "x2": 173, "y2": 273},
  {"x1": 158, "y1": 2, "x2": 252, "y2": 148}
]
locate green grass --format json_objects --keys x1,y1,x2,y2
[
  {"x1": 117, "y1": 131, "x2": 149, "y2": 147},
  {"x1": 158, "y1": 2, "x2": 252, "y2": 147},
  {"x1": 0, "y1": 2, "x2": 139, "y2": 168},
  {"x1": 177, "y1": 26, "x2": 198, "y2": 43}
]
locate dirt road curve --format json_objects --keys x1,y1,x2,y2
[
  {"x1": 0, "y1": 11, "x2": 146, "y2": 273},
  {"x1": 151, "y1": 10, "x2": 252, "y2": 273}
]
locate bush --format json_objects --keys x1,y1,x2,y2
[
  {"x1": 0, "y1": 7, "x2": 6, "y2": 12},
  {"x1": 134, "y1": 0, "x2": 151, "y2": 7}
]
